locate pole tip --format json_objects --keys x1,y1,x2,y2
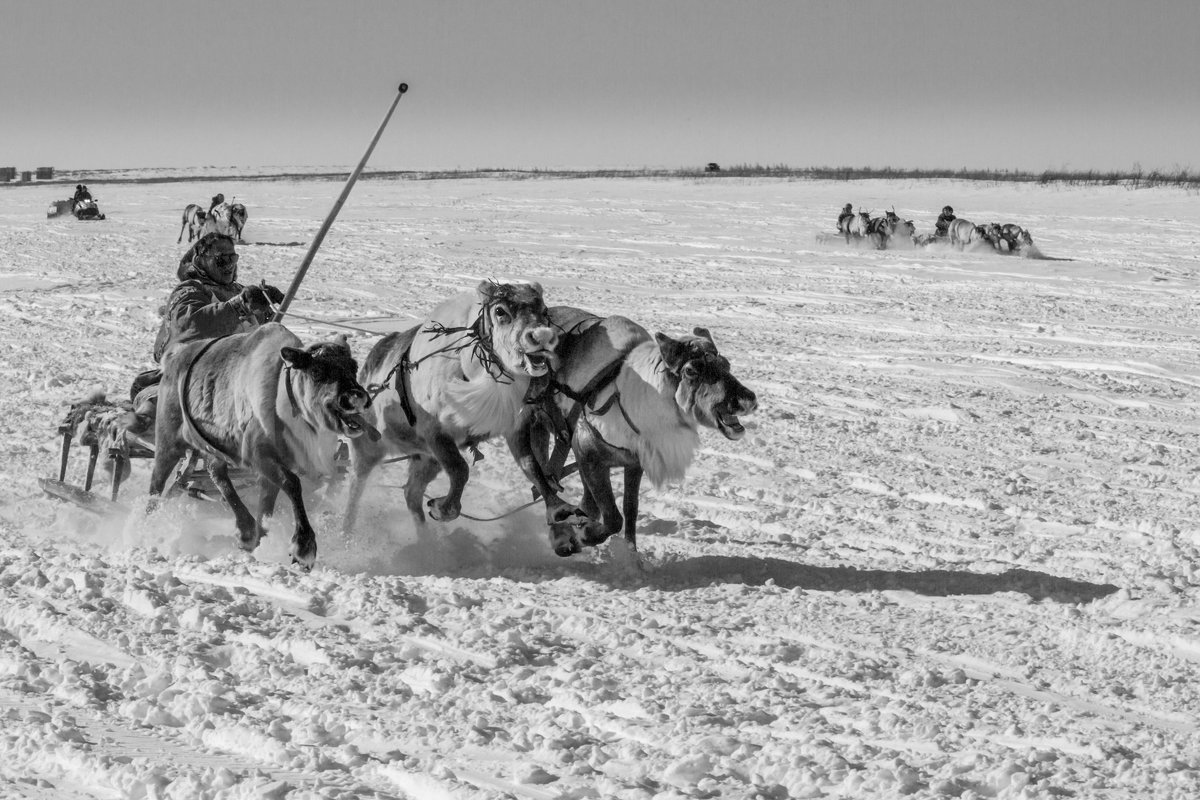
[{"x1": 398, "y1": 83, "x2": 409, "y2": 94}]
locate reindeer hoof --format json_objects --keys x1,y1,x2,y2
[
  {"x1": 550, "y1": 523, "x2": 584, "y2": 557},
  {"x1": 583, "y1": 529, "x2": 616, "y2": 547},
  {"x1": 565, "y1": 512, "x2": 592, "y2": 530},
  {"x1": 290, "y1": 545, "x2": 316, "y2": 572},
  {"x1": 426, "y1": 497, "x2": 460, "y2": 522}
]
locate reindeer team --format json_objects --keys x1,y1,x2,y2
[
  {"x1": 138, "y1": 265, "x2": 756, "y2": 569},
  {"x1": 838, "y1": 204, "x2": 1035, "y2": 254}
]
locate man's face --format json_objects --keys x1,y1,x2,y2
[{"x1": 203, "y1": 241, "x2": 239, "y2": 285}]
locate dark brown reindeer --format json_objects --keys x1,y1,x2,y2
[
  {"x1": 515, "y1": 308, "x2": 758, "y2": 556},
  {"x1": 149, "y1": 323, "x2": 373, "y2": 569}
]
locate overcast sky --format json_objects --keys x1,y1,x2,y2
[{"x1": 4, "y1": 0, "x2": 1198, "y2": 172}]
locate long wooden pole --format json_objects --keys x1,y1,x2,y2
[{"x1": 273, "y1": 82, "x2": 409, "y2": 322}]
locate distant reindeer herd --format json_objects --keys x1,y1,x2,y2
[{"x1": 835, "y1": 204, "x2": 1036, "y2": 255}]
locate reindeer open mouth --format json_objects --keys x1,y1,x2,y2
[
  {"x1": 712, "y1": 391, "x2": 756, "y2": 441},
  {"x1": 716, "y1": 410, "x2": 746, "y2": 440},
  {"x1": 521, "y1": 350, "x2": 554, "y2": 377},
  {"x1": 328, "y1": 403, "x2": 380, "y2": 441}
]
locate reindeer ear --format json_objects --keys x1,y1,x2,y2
[
  {"x1": 280, "y1": 347, "x2": 312, "y2": 370},
  {"x1": 475, "y1": 280, "x2": 497, "y2": 302},
  {"x1": 655, "y1": 332, "x2": 688, "y2": 374},
  {"x1": 692, "y1": 327, "x2": 714, "y2": 344}
]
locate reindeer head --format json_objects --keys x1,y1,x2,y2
[
  {"x1": 655, "y1": 327, "x2": 757, "y2": 440},
  {"x1": 475, "y1": 280, "x2": 561, "y2": 378},
  {"x1": 281, "y1": 334, "x2": 374, "y2": 439}
]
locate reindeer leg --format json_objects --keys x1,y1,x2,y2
[
  {"x1": 258, "y1": 475, "x2": 280, "y2": 522},
  {"x1": 575, "y1": 455, "x2": 620, "y2": 548},
  {"x1": 255, "y1": 457, "x2": 316, "y2": 569},
  {"x1": 405, "y1": 454, "x2": 442, "y2": 526},
  {"x1": 621, "y1": 464, "x2": 643, "y2": 552},
  {"x1": 425, "y1": 431, "x2": 468, "y2": 522},
  {"x1": 208, "y1": 459, "x2": 261, "y2": 553},
  {"x1": 147, "y1": 440, "x2": 187, "y2": 513},
  {"x1": 571, "y1": 425, "x2": 624, "y2": 550},
  {"x1": 506, "y1": 420, "x2": 590, "y2": 538},
  {"x1": 344, "y1": 436, "x2": 384, "y2": 535}
]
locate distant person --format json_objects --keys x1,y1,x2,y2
[
  {"x1": 837, "y1": 203, "x2": 854, "y2": 232},
  {"x1": 73, "y1": 184, "x2": 92, "y2": 203},
  {"x1": 934, "y1": 205, "x2": 956, "y2": 239},
  {"x1": 208, "y1": 192, "x2": 226, "y2": 215}
]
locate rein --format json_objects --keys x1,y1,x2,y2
[{"x1": 413, "y1": 303, "x2": 511, "y2": 383}]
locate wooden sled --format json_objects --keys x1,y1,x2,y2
[{"x1": 42, "y1": 395, "x2": 348, "y2": 514}]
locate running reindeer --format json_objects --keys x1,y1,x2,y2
[
  {"x1": 839, "y1": 209, "x2": 872, "y2": 244},
  {"x1": 344, "y1": 280, "x2": 561, "y2": 534},
  {"x1": 515, "y1": 308, "x2": 758, "y2": 557}
]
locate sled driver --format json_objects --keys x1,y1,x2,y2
[
  {"x1": 837, "y1": 203, "x2": 854, "y2": 232},
  {"x1": 122, "y1": 232, "x2": 285, "y2": 434},
  {"x1": 153, "y1": 231, "x2": 284, "y2": 361},
  {"x1": 934, "y1": 205, "x2": 956, "y2": 239}
]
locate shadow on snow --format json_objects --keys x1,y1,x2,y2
[{"x1": 643, "y1": 555, "x2": 1119, "y2": 604}]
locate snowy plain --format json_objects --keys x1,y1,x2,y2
[{"x1": 1, "y1": 173, "x2": 1200, "y2": 799}]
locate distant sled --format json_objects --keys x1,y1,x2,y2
[
  {"x1": 48, "y1": 197, "x2": 106, "y2": 220},
  {"x1": 72, "y1": 197, "x2": 106, "y2": 220}
]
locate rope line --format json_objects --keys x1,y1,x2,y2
[
  {"x1": 275, "y1": 310, "x2": 400, "y2": 338},
  {"x1": 369, "y1": 488, "x2": 544, "y2": 522}
]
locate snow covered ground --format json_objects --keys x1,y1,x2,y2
[{"x1": 1, "y1": 175, "x2": 1200, "y2": 799}]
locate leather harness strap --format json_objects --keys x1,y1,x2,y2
[
  {"x1": 550, "y1": 356, "x2": 641, "y2": 438},
  {"x1": 382, "y1": 304, "x2": 498, "y2": 428},
  {"x1": 365, "y1": 337, "x2": 418, "y2": 427},
  {"x1": 524, "y1": 346, "x2": 641, "y2": 481},
  {"x1": 394, "y1": 338, "x2": 417, "y2": 427}
]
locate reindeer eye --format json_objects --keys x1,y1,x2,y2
[
  {"x1": 493, "y1": 305, "x2": 512, "y2": 323},
  {"x1": 682, "y1": 363, "x2": 699, "y2": 380}
]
